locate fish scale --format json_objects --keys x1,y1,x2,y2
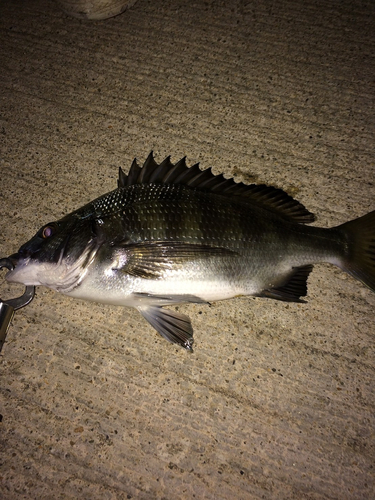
[{"x1": 6, "y1": 152, "x2": 375, "y2": 350}]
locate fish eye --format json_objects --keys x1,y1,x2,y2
[{"x1": 42, "y1": 225, "x2": 55, "y2": 239}]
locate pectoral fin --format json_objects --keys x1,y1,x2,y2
[
  {"x1": 137, "y1": 305, "x2": 194, "y2": 350},
  {"x1": 119, "y1": 241, "x2": 235, "y2": 280}
]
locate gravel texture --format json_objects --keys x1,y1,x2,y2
[{"x1": 0, "y1": 0, "x2": 374, "y2": 498}]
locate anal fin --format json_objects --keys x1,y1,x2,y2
[
  {"x1": 260, "y1": 265, "x2": 313, "y2": 303},
  {"x1": 137, "y1": 305, "x2": 194, "y2": 351}
]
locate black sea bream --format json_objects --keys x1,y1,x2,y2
[{"x1": 6, "y1": 153, "x2": 375, "y2": 350}]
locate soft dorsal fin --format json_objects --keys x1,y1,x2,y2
[{"x1": 118, "y1": 152, "x2": 315, "y2": 224}]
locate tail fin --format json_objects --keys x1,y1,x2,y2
[{"x1": 337, "y1": 210, "x2": 375, "y2": 292}]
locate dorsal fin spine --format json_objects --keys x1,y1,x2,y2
[
  {"x1": 117, "y1": 153, "x2": 315, "y2": 224},
  {"x1": 118, "y1": 167, "x2": 127, "y2": 188}
]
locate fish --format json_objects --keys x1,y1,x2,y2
[{"x1": 5, "y1": 152, "x2": 375, "y2": 351}]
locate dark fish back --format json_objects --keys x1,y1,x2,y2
[{"x1": 88, "y1": 181, "x2": 282, "y2": 252}]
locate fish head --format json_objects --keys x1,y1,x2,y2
[{"x1": 6, "y1": 214, "x2": 99, "y2": 293}]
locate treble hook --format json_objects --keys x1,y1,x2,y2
[{"x1": 0, "y1": 257, "x2": 35, "y2": 353}]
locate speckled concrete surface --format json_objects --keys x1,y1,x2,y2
[{"x1": 0, "y1": 0, "x2": 374, "y2": 498}]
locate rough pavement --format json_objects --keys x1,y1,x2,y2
[{"x1": 0, "y1": 0, "x2": 374, "y2": 498}]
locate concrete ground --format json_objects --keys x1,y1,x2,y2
[{"x1": 0, "y1": 0, "x2": 374, "y2": 498}]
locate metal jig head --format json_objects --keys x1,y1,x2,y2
[{"x1": 0, "y1": 257, "x2": 35, "y2": 353}]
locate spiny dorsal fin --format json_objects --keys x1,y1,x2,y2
[
  {"x1": 117, "y1": 152, "x2": 315, "y2": 224},
  {"x1": 118, "y1": 165, "x2": 128, "y2": 188}
]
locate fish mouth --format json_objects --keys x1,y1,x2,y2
[
  {"x1": 3, "y1": 253, "x2": 20, "y2": 269},
  {"x1": 0, "y1": 256, "x2": 18, "y2": 287},
  {"x1": 6, "y1": 239, "x2": 101, "y2": 292},
  {"x1": 5, "y1": 256, "x2": 34, "y2": 286}
]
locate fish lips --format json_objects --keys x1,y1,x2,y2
[
  {"x1": 4, "y1": 244, "x2": 57, "y2": 287},
  {"x1": 7, "y1": 253, "x2": 20, "y2": 269},
  {"x1": 0, "y1": 254, "x2": 18, "y2": 284},
  {"x1": 5, "y1": 254, "x2": 38, "y2": 286},
  {"x1": 2, "y1": 253, "x2": 23, "y2": 283}
]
